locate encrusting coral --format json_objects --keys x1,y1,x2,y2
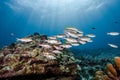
[{"x1": 94, "y1": 56, "x2": 120, "y2": 80}]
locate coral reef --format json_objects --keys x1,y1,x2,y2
[
  {"x1": 71, "y1": 48, "x2": 120, "y2": 80},
  {"x1": 94, "y1": 70, "x2": 110, "y2": 80},
  {"x1": 73, "y1": 48, "x2": 120, "y2": 60},
  {"x1": 75, "y1": 56, "x2": 112, "y2": 80},
  {"x1": 0, "y1": 32, "x2": 119, "y2": 80},
  {"x1": 94, "y1": 57, "x2": 120, "y2": 80},
  {"x1": 0, "y1": 33, "x2": 80, "y2": 80}
]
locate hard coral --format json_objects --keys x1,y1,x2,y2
[
  {"x1": 94, "y1": 56, "x2": 120, "y2": 80},
  {"x1": 0, "y1": 34, "x2": 80, "y2": 80},
  {"x1": 106, "y1": 63, "x2": 117, "y2": 79},
  {"x1": 114, "y1": 57, "x2": 120, "y2": 71},
  {"x1": 94, "y1": 70, "x2": 110, "y2": 80}
]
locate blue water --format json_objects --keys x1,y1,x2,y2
[{"x1": 0, "y1": 0, "x2": 120, "y2": 49}]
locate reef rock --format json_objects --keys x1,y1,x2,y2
[{"x1": 0, "y1": 34, "x2": 80, "y2": 80}]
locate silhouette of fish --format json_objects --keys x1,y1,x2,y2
[
  {"x1": 114, "y1": 21, "x2": 118, "y2": 24},
  {"x1": 91, "y1": 27, "x2": 96, "y2": 30}
]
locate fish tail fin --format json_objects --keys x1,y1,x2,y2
[
  {"x1": 16, "y1": 38, "x2": 20, "y2": 41},
  {"x1": 107, "y1": 33, "x2": 109, "y2": 35}
]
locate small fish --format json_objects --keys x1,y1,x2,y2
[
  {"x1": 78, "y1": 40, "x2": 86, "y2": 44},
  {"x1": 17, "y1": 38, "x2": 32, "y2": 43},
  {"x1": 53, "y1": 45, "x2": 63, "y2": 50},
  {"x1": 48, "y1": 36, "x2": 57, "y2": 40},
  {"x1": 66, "y1": 27, "x2": 79, "y2": 31},
  {"x1": 77, "y1": 33, "x2": 83, "y2": 37},
  {"x1": 71, "y1": 43, "x2": 80, "y2": 46},
  {"x1": 56, "y1": 34, "x2": 65, "y2": 38},
  {"x1": 77, "y1": 30, "x2": 83, "y2": 34},
  {"x1": 114, "y1": 21, "x2": 118, "y2": 24},
  {"x1": 60, "y1": 44, "x2": 72, "y2": 48},
  {"x1": 65, "y1": 29, "x2": 83, "y2": 34},
  {"x1": 65, "y1": 30, "x2": 77, "y2": 34},
  {"x1": 39, "y1": 44, "x2": 52, "y2": 49},
  {"x1": 87, "y1": 39, "x2": 93, "y2": 42},
  {"x1": 108, "y1": 44, "x2": 118, "y2": 48},
  {"x1": 79, "y1": 37, "x2": 91, "y2": 42},
  {"x1": 91, "y1": 27, "x2": 96, "y2": 30},
  {"x1": 46, "y1": 39, "x2": 61, "y2": 44},
  {"x1": 107, "y1": 32, "x2": 119, "y2": 36},
  {"x1": 10, "y1": 33, "x2": 14, "y2": 36},
  {"x1": 65, "y1": 38, "x2": 78, "y2": 43},
  {"x1": 86, "y1": 34, "x2": 96, "y2": 38},
  {"x1": 65, "y1": 33, "x2": 70, "y2": 37},
  {"x1": 65, "y1": 28, "x2": 83, "y2": 34},
  {"x1": 65, "y1": 31, "x2": 78, "y2": 38}
]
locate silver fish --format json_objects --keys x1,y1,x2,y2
[
  {"x1": 108, "y1": 44, "x2": 118, "y2": 48},
  {"x1": 65, "y1": 38, "x2": 78, "y2": 43},
  {"x1": 56, "y1": 34, "x2": 65, "y2": 38},
  {"x1": 65, "y1": 29, "x2": 78, "y2": 34},
  {"x1": 77, "y1": 33, "x2": 83, "y2": 37},
  {"x1": 87, "y1": 39, "x2": 93, "y2": 42},
  {"x1": 60, "y1": 44, "x2": 72, "y2": 48},
  {"x1": 77, "y1": 30, "x2": 83, "y2": 34},
  {"x1": 53, "y1": 45, "x2": 63, "y2": 50},
  {"x1": 86, "y1": 34, "x2": 96, "y2": 38},
  {"x1": 16, "y1": 38, "x2": 32, "y2": 43},
  {"x1": 66, "y1": 27, "x2": 79, "y2": 31},
  {"x1": 71, "y1": 43, "x2": 80, "y2": 46},
  {"x1": 78, "y1": 40, "x2": 86, "y2": 44},
  {"x1": 79, "y1": 37, "x2": 91, "y2": 42},
  {"x1": 46, "y1": 39, "x2": 61, "y2": 44},
  {"x1": 39, "y1": 44, "x2": 52, "y2": 49},
  {"x1": 65, "y1": 31, "x2": 78, "y2": 38},
  {"x1": 48, "y1": 36, "x2": 57, "y2": 40},
  {"x1": 65, "y1": 27, "x2": 83, "y2": 33},
  {"x1": 107, "y1": 32, "x2": 119, "y2": 36}
]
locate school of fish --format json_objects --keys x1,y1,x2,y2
[{"x1": 16, "y1": 27, "x2": 119, "y2": 49}]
